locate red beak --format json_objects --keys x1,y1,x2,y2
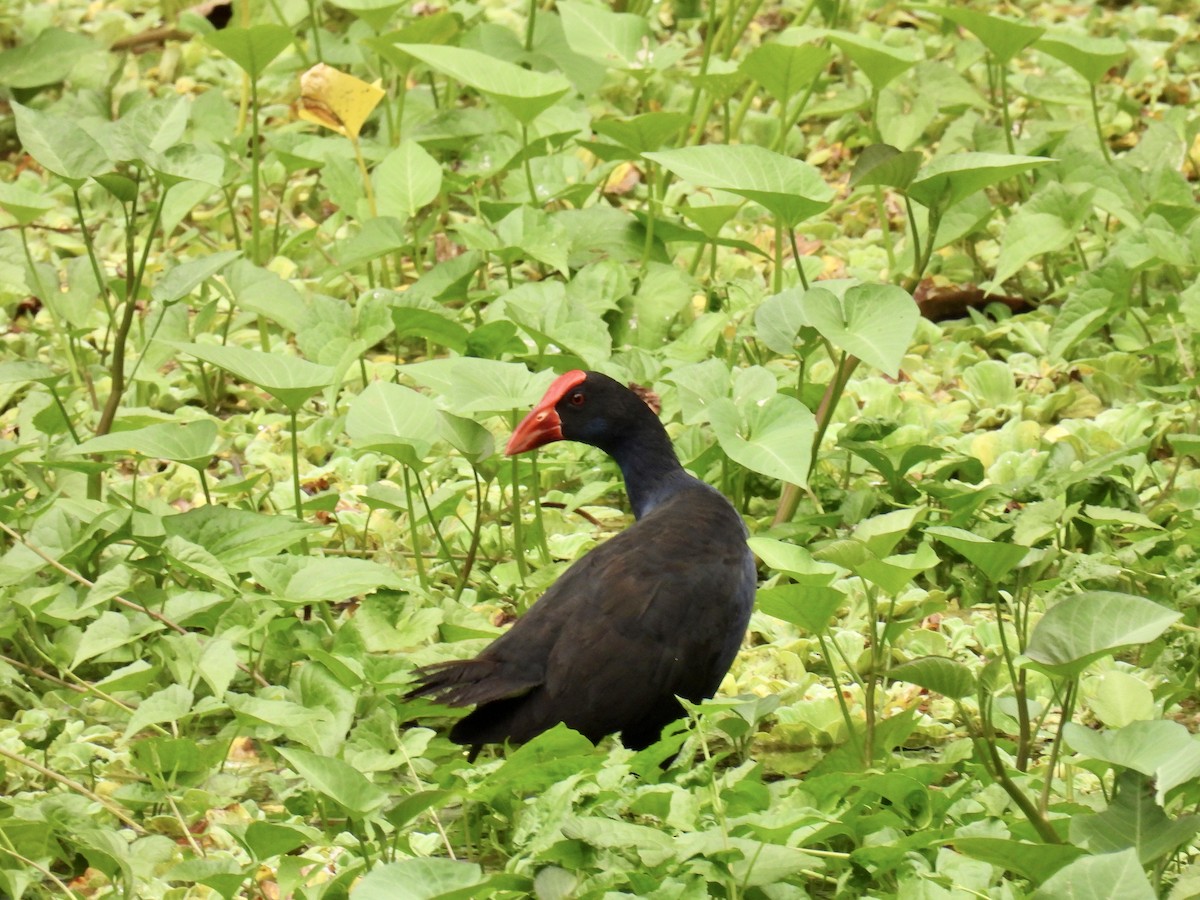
[
  {"x1": 505, "y1": 404, "x2": 563, "y2": 455},
  {"x1": 505, "y1": 369, "x2": 588, "y2": 456}
]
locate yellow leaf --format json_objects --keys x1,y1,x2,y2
[{"x1": 297, "y1": 63, "x2": 384, "y2": 139}]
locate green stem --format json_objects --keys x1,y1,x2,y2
[
  {"x1": 521, "y1": 123, "x2": 538, "y2": 204},
  {"x1": 412, "y1": 467, "x2": 456, "y2": 576},
  {"x1": 249, "y1": 76, "x2": 263, "y2": 265},
  {"x1": 48, "y1": 388, "x2": 81, "y2": 445},
  {"x1": 904, "y1": 195, "x2": 923, "y2": 284},
  {"x1": 963, "y1": 711, "x2": 1061, "y2": 844},
  {"x1": 816, "y1": 630, "x2": 861, "y2": 760},
  {"x1": 95, "y1": 193, "x2": 166, "y2": 441},
  {"x1": 524, "y1": 0, "x2": 537, "y2": 51},
  {"x1": 528, "y1": 451, "x2": 551, "y2": 564},
  {"x1": 454, "y1": 468, "x2": 486, "y2": 600},
  {"x1": 773, "y1": 219, "x2": 784, "y2": 294},
  {"x1": 289, "y1": 409, "x2": 304, "y2": 521},
  {"x1": 1039, "y1": 678, "x2": 1077, "y2": 816},
  {"x1": 874, "y1": 186, "x2": 897, "y2": 276},
  {"x1": 402, "y1": 466, "x2": 428, "y2": 589},
  {"x1": 787, "y1": 222, "x2": 810, "y2": 290},
  {"x1": 1089, "y1": 83, "x2": 1111, "y2": 163},
  {"x1": 19, "y1": 226, "x2": 84, "y2": 390},
  {"x1": 509, "y1": 415, "x2": 529, "y2": 583},
  {"x1": 641, "y1": 162, "x2": 658, "y2": 271},
  {"x1": 998, "y1": 63, "x2": 1016, "y2": 156},
  {"x1": 72, "y1": 188, "x2": 115, "y2": 336},
  {"x1": 198, "y1": 468, "x2": 213, "y2": 506}
]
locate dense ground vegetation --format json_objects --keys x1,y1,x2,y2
[{"x1": 2, "y1": 0, "x2": 1200, "y2": 896}]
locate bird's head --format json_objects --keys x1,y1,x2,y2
[{"x1": 506, "y1": 370, "x2": 659, "y2": 457}]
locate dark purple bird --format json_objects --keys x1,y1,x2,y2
[{"x1": 405, "y1": 370, "x2": 756, "y2": 758}]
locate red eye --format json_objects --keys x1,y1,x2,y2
[{"x1": 568, "y1": 392, "x2": 585, "y2": 407}]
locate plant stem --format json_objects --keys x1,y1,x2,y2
[
  {"x1": 1039, "y1": 678, "x2": 1077, "y2": 816},
  {"x1": 289, "y1": 409, "x2": 305, "y2": 521},
  {"x1": 817, "y1": 630, "x2": 861, "y2": 760},
  {"x1": 72, "y1": 188, "x2": 115, "y2": 337},
  {"x1": 95, "y1": 194, "x2": 166, "y2": 440},
  {"x1": 402, "y1": 466, "x2": 428, "y2": 589},
  {"x1": 1089, "y1": 84, "x2": 1111, "y2": 163},
  {"x1": 787, "y1": 222, "x2": 810, "y2": 290},
  {"x1": 521, "y1": 123, "x2": 538, "y2": 204},
  {"x1": 874, "y1": 186, "x2": 897, "y2": 275},
  {"x1": 454, "y1": 468, "x2": 486, "y2": 600},
  {"x1": 249, "y1": 76, "x2": 263, "y2": 264}
]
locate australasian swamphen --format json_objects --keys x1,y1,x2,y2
[{"x1": 405, "y1": 370, "x2": 756, "y2": 759}]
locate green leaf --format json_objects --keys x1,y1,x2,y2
[
  {"x1": 392, "y1": 306, "x2": 469, "y2": 354},
  {"x1": 1030, "y1": 848, "x2": 1154, "y2": 900},
  {"x1": 0, "y1": 27, "x2": 94, "y2": 89},
  {"x1": 827, "y1": 32, "x2": 919, "y2": 90},
  {"x1": 124, "y1": 684, "x2": 194, "y2": 740},
  {"x1": 803, "y1": 283, "x2": 920, "y2": 377},
  {"x1": 557, "y1": 0, "x2": 652, "y2": 69},
  {"x1": 398, "y1": 44, "x2": 570, "y2": 124},
  {"x1": 747, "y1": 537, "x2": 840, "y2": 581},
  {"x1": 249, "y1": 556, "x2": 406, "y2": 605},
  {"x1": 67, "y1": 420, "x2": 218, "y2": 469},
  {"x1": 373, "y1": 140, "x2": 442, "y2": 219},
  {"x1": 739, "y1": 41, "x2": 831, "y2": 103},
  {"x1": 0, "y1": 360, "x2": 61, "y2": 386},
  {"x1": 401, "y1": 358, "x2": 548, "y2": 416},
  {"x1": 756, "y1": 583, "x2": 845, "y2": 632},
  {"x1": 0, "y1": 182, "x2": 55, "y2": 226},
  {"x1": 1023, "y1": 592, "x2": 1182, "y2": 677},
  {"x1": 12, "y1": 101, "x2": 108, "y2": 186},
  {"x1": 925, "y1": 525, "x2": 1028, "y2": 583},
  {"x1": 227, "y1": 260, "x2": 308, "y2": 331},
  {"x1": 351, "y1": 858, "x2": 487, "y2": 900},
  {"x1": 856, "y1": 543, "x2": 939, "y2": 594},
  {"x1": 163, "y1": 535, "x2": 236, "y2": 589},
  {"x1": 592, "y1": 112, "x2": 690, "y2": 155},
  {"x1": 206, "y1": 25, "x2": 293, "y2": 78},
  {"x1": 276, "y1": 746, "x2": 387, "y2": 817},
  {"x1": 991, "y1": 183, "x2": 1094, "y2": 287},
  {"x1": 151, "y1": 251, "x2": 241, "y2": 305},
  {"x1": 346, "y1": 381, "x2": 442, "y2": 467},
  {"x1": 1063, "y1": 720, "x2": 1196, "y2": 776},
  {"x1": 1036, "y1": 33, "x2": 1128, "y2": 85},
  {"x1": 163, "y1": 506, "x2": 323, "y2": 574},
  {"x1": 849, "y1": 143, "x2": 922, "y2": 191},
  {"x1": 912, "y1": 6, "x2": 1044, "y2": 64},
  {"x1": 708, "y1": 393, "x2": 816, "y2": 486},
  {"x1": 645, "y1": 144, "x2": 833, "y2": 227},
  {"x1": 1069, "y1": 771, "x2": 1200, "y2": 864},
  {"x1": 241, "y1": 822, "x2": 316, "y2": 861},
  {"x1": 165, "y1": 341, "x2": 335, "y2": 412},
  {"x1": 952, "y1": 838, "x2": 1085, "y2": 883},
  {"x1": 909, "y1": 152, "x2": 1054, "y2": 210},
  {"x1": 889, "y1": 656, "x2": 975, "y2": 699},
  {"x1": 72, "y1": 611, "x2": 164, "y2": 668}
]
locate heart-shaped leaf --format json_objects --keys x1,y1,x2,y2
[
  {"x1": 1036, "y1": 33, "x2": 1128, "y2": 85},
  {"x1": 165, "y1": 342, "x2": 335, "y2": 412},
  {"x1": 397, "y1": 44, "x2": 570, "y2": 124},
  {"x1": 909, "y1": 152, "x2": 1054, "y2": 209},
  {"x1": 67, "y1": 419, "x2": 219, "y2": 470},
  {"x1": 346, "y1": 381, "x2": 442, "y2": 467},
  {"x1": 645, "y1": 144, "x2": 833, "y2": 227},
  {"x1": 802, "y1": 283, "x2": 920, "y2": 377},
  {"x1": 1023, "y1": 592, "x2": 1182, "y2": 677},
  {"x1": 912, "y1": 6, "x2": 1044, "y2": 65},
  {"x1": 206, "y1": 25, "x2": 293, "y2": 79},
  {"x1": 708, "y1": 393, "x2": 816, "y2": 486}
]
